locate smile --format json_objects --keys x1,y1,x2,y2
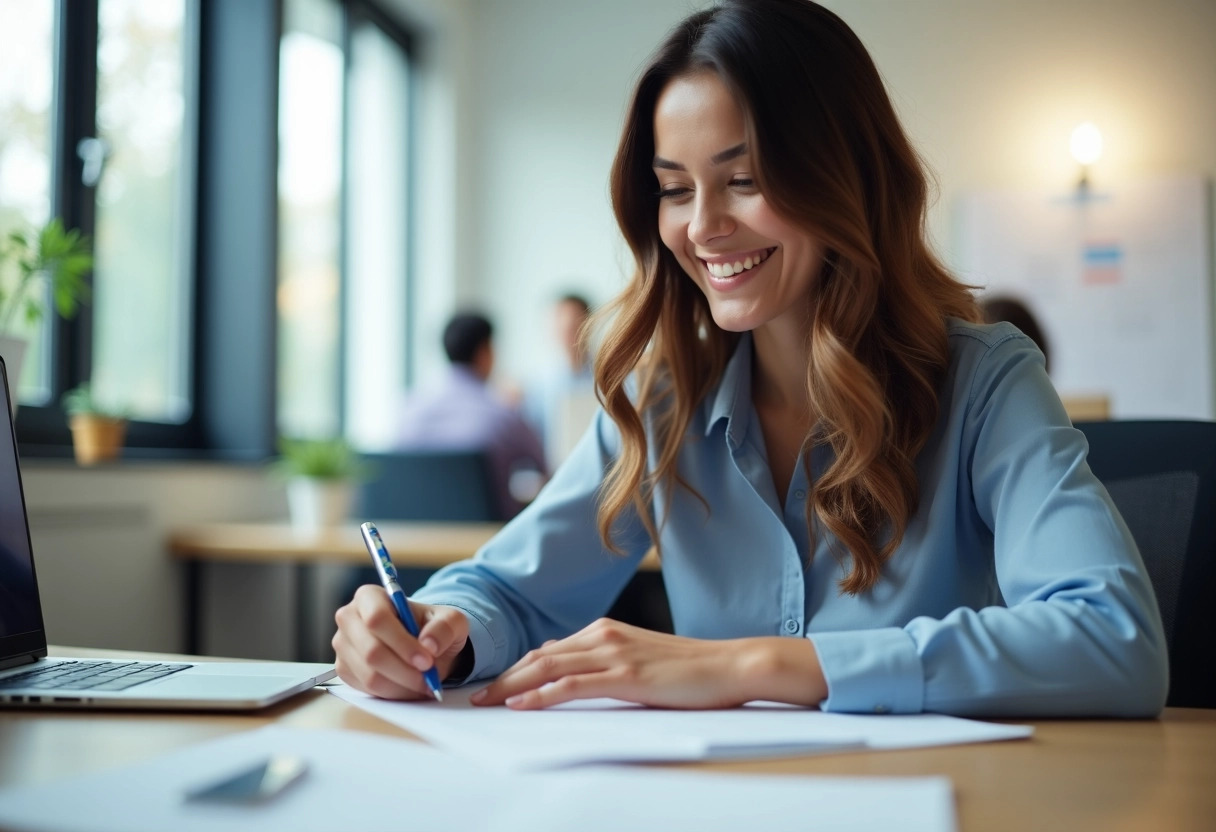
[{"x1": 699, "y1": 247, "x2": 776, "y2": 279}]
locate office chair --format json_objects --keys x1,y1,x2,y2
[
  {"x1": 1074, "y1": 420, "x2": 1216, "y2": 709},
  {"x1": 357, "y1": 450, "x2": 501, "y2": 523},
  {"x1": 337, "y1": 450, "x2": 500, "y2": 603}
]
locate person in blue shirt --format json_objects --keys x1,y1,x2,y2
[
  {"x1": 332, "y1": 0, "x2": 1168, "y2": 717},
  {"x1": 522, "y1": 293, "x2": 597, "y2": 465}
]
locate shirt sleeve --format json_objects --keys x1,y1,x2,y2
[
  {"x1": 411, "y1": 408, "x2": 653, "y2": 683},
  {"x1": 811, "y1": 331, "x2": 1169, "y2": 717}
]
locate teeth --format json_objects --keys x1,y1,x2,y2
[{"x1": 705, "y1": 249, "x2": 771, "y2": 279}]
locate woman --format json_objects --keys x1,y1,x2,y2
[{"x1": 333, "y1": 0, "x2": 1167, "y2": 716}]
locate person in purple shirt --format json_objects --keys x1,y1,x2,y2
[{"x1": 397, "y1": 312, "x2": 546, "y2": 520}]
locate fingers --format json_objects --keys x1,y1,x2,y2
[
  {"x1": 472, "y1": 621, "x2": 633, "y2": 707},
  {"x1": 331, "y1": 585, "x2": 432, "y2": 700},
  {"x1": 416, "y1": 604, "x2": 470, "y2": 659},
  {"x1": 473, "y1": 647, "x2": 609, "y2": 707},
  {"x1": 332, "y1": 626, "x2": 425, "y2": 700}
]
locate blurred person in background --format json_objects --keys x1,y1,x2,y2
[
  {"x1": 397, "y1": 311, "x2": 546, "y2": 519},
  {"x1": 524, "y1": 293, "x2": 596, "y2": 466},
  {"x1": 981, "y1": 295, "x2": 1050, "y2": 373}
]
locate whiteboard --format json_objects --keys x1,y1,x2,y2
[{"x1": 955, "y1": 176, "x2": 1213, "y2": 419}]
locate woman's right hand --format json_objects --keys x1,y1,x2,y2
[{"x1": 332, "y1": 585, "x2": 470, "y2": 700}]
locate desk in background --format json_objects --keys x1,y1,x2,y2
[
  {"x1": 2, "y1": 647, "x2": 1214, "y2": 831},
  {"x1": 167, "y1": 522, "x2": 662, "y2": 660}
]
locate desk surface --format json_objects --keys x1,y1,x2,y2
[
  {"x1": 1, "y1": 648, "x2": 1213, "y2": 830},
  {"x1": 167, "y1": 520, "x2": 662, "y2": 570}
]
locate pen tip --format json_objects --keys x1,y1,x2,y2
[{"x1": 432, "y1": 688, "x2": 444, "y2": 703}]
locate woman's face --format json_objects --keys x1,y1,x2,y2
[{"x1": 653, "y1": 71, "x2": 823, "y2": 336}]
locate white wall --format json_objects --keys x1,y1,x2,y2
[
  {"x1": 450, "y1": 0, "x2": 1216, "y2": 391},
  {"x1": 21, "y1": 461, "x2": 294, "y2": 658}
]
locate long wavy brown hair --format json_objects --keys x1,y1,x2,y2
[{"x1": 595, "y1": 0, "x2": 979, "y2": 594}]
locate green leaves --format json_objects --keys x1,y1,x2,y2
[
  {"x1": 60, "y1": 382, "x2": 125, "y2": 418},
  {"x1": 0, "y1": 218, "x2": 94, "y2": 336},
  {"x1": 272, "y1": 437, "x2": 369, "y2": 481}
]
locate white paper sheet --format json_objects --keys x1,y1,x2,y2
[
  {"x1": 330, "y1": 683, "x2": 1032, "y2": 770},
  {"x1": 0, "y1": 726, "x2": 957, "y2": 832}
]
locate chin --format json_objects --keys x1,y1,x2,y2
[{"x1": 705, "y1": 300, "x2": 767, "y2": 334}]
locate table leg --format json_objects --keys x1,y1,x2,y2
[
  {"x1": 184, "y1": 560, "x2": 201, "y2": 655},
  {"x1": 296, "y1": 562, "x2": 315, "y2": 663}
]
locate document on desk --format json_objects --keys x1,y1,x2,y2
[
  {"x1": 330, "y1": 683, "x2": 1032, "y2": 771},
  {"x1": 0, "y1": 725, "x2": 958, "y2": 832}
]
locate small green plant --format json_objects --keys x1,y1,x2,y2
[
  {"x1": 61, "y1": 383, "x2": 125, "y2": 420},
  {"x1": 272, "y1": 437, "x2": 367, "y2": 481},
  {"x1": 0, "y1": 218, "x2": 94, "y2": 337}
]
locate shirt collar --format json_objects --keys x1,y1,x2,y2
[
  {"x1": 448, "y1": 364, "x2": 486, "y2": 388},
  {"x1": 703, "y1": 333, "x2": 753, "y2": 448}
]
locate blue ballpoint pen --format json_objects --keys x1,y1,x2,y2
[{"x1": 359, "y1": 521, "x2": 444, "y2": 701}]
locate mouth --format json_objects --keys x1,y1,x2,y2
[{"x1": 699, "y1": 247, "x2": 777, "y2": 280}]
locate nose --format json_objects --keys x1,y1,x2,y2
[{"x1": 688, "y1": 191, "x2": 734, "y2": 245}]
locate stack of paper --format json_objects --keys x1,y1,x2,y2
[
  {"x1": 0, "y1": 726, "x2": 959, "y2": 832},
  {"x1": 330, "y1": 684, "x2": 1032, "y2": 770}
]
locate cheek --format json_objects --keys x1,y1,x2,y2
[{"x1": 656, "y1": 207, "x2": 681, "y2": 256}]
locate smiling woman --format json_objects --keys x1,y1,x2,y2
[{"x1": 331, "y1": 0, "x2": 1168, "y2": 721}]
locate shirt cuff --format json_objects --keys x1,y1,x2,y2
[{"x1": 809, "y1": 627, "x2": 925, "y2": 714}]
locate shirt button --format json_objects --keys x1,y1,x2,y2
[
  {"x1": 793, "y1": 489, "x2": 806, "y2": 500},
  {"x1": 784, "y1": 619, "x2": 800, "y2": 634},
  {"x1": 873, "y1": 704, "x2": 890, "y2": 714}
]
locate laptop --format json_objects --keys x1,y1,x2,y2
[{"x1": 0, "y1": 357, "x2": 336, "y2": 709}]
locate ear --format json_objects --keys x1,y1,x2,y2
[{"x1": 474, "y1": 342, "x2": 495, "y2": 379}]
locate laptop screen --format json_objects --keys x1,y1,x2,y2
[{"x1": 0, "y1": 358, "x2": 47, "y2": 661}]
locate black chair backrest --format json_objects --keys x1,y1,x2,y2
[
  {"x1": 1074, "y1": 420, "x2": 1216, "y2": 709},
  {"x1": 356, "y1": 451, "x2": 500, "y2": 523}
]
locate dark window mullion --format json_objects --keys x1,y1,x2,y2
[{"x1": 53, "y1": 0, "x2": 99, "y2": 396}]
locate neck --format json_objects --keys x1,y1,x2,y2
[{"x1": 750, "y1": 317, "x2": 812, "y2": 414}]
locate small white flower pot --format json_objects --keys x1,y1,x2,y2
[{"x1": 286, "y1": 477, "x2": 354, "y2": 533}]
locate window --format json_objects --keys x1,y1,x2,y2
[
  {"x1": 92, "y1": 0, "x2": 193, "y2": 422},
  {"x1": 7, "y1": 0, "x2": 415, "y2": 457},
  {"x1": 277, "y1": 0, "x2": 344, "y2": 440},
  {"x1": 277, "y1": 0, "x2": 415, "y2": 448},
  {"x1": 344, "y1": 8, "x2": 413, "y2": 450},
  {"x1": 8, "y1": 0, "x2": 197, "y2": 449},
  {"x1": 0, "y1": 0, "x2": 55, "y2": 404}
]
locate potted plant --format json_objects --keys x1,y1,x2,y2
[
  {"x1": 61, "y1": 383, "x2": 127, "y2": 465},
  {"x1": 0, "y1": 219, "x2": 94, "y2": 408},
  {"x1": 272, "y1": 437, "x2": 366, "y2": 533}
]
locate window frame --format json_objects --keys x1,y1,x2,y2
[
  {"x1": 14, "y1": 0, "x2": 419, "y2": 462},
  {"x1": 16, "y1": 0, "x2": 207, "y2": 456}
]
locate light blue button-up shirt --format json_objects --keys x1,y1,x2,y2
[{"x1": 413, "y1": 320, "x2": 1169, "y2": 717}]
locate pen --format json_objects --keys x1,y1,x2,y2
[{"x1": 359, "y1": 521, "x2": 444, "y2": 701}]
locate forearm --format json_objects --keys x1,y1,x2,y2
[{"x1": 731, "y1": 636, "x2": 828, "y2": 707}]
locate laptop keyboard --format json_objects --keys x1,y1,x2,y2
[{"x1": 0, "y1": 660, "x2": 193, "y2": 692}]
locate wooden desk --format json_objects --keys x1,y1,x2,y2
[
  {"x1": 167, "y1": 521, "x2": 503, "y2": 661},
  {"x1": 167, "y1": 522, "x2": 662, "y2": 660},
  {"x1": 3, "y1": 648, "x2": 1214, "y2": 831}
]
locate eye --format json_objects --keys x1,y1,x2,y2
[
  {"x1": 655, "y1": 186, "x2": 692, "y2": 200},
  {"x1": 729, "y1": 177, "x2": 755, "y2": 189}
]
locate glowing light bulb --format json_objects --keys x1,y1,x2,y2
[{"x1": 1070, "y1": 123, "x2": 1104, "y2": 166}]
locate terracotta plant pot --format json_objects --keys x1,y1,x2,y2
[{"x1": 68, "y1": 414, "x2": 128, "y2": 465}]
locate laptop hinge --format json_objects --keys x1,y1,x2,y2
[{"x1": 0, "y1": 654, "x2": 40, "y2": 672}]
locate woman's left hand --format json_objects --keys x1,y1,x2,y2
[{"x1": 469, "y1": 618, "x2": 826, "y2": 710}]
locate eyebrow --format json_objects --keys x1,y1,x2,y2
[{"x1": 652, "y1": 142, "x2": 748, "y2": 171}]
